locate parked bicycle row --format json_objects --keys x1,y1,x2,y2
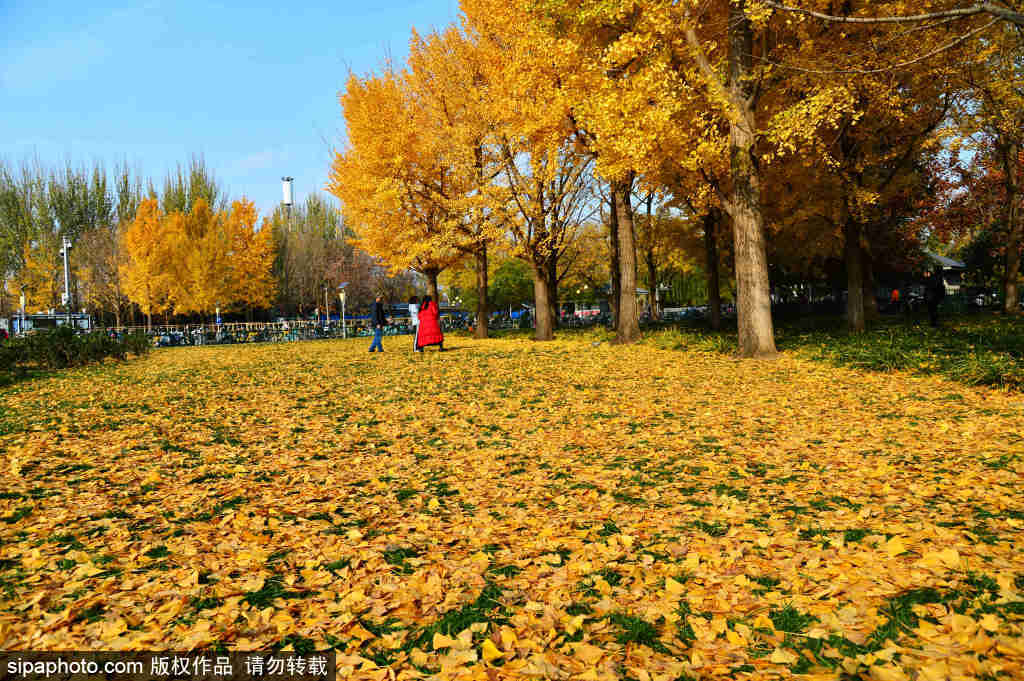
[{"x1": 90, "y1": 317, "x2": 472, "y2": 347}]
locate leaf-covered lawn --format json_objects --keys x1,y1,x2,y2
[
  {"x1": 1, "y1": 338, "x2": 1022, "y2": 680},
  {"x1": 645, "y1": 314, "x2": 1024, "y2": 391}
]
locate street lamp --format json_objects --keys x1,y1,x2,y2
[
  {"x1": 281, "y1": 177, "x2": 294, "y2": 222},
  {"x1": 59, "y1": 235, "x2": 72, "y2": 326},
  {"x1": 338, "y1": 283, "x2": 348, "y2": 339}
]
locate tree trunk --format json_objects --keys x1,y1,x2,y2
[
  {"x1": 614, "y1": 176, "x2": 641, "y2": 344},
  {"x1": 472, "y1": 143, "x2": 492, "y2": 335},
  {"x1": 546, "y1": 256, "x2": 559, "y2": 329},
  {"x1": 844, "y1": 213, "x2": 865, "y2": 333},
  {"x1": 609, "y1": 191, "x2": 621, "y2": 326},
  {"x1": 645, "y1": 249, "x2": 659, "y2": 321},
  {"x1": 705, "y1": 210, "x2": 722, "y2": 331},
  {"x1": 1003, "y1": 142, "x2": 1022, "y2": 314},
  {"x1": 531, "y1": 263, "x2": 555, "y2": 341},
  {"x1": 475, "y1": 245, "x2": 489, "y2": 338},
  {"x1": 643, "y1": 194, "x2": 658, "y2": 321},
  {"x1": 727, "y1": 0, "x2": 777, "y2": 357},
  {"x1": 426, "y1": 269, "x2": 440, "y2": 303},
  {"x1": 862, "y1": 246, "x2": 879, "y2": 322}
]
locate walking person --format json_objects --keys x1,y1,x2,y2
[
  {"x1": 408, "y1": 295, "x2": 421, "y2": 352},
  {"x1": 368, "y1": 295, "x2": 388, "y2": 353},
  {"x1": 416, "y1": 295, "x2": 444, "y2": 352}
]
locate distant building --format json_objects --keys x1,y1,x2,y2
[
  {"x1": 1, "y1": 312, "x2": 92, "y2": 335},
  {"x1": 925, "y1": 251, "x2": 966, "y2": 295}
]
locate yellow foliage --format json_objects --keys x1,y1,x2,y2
[
  {"x1": 120, "y1": 198, "x2": 173, "y2": 322},
  {"x1": 120, "y1": 197, "x2": 275, "y2": 321},
  {"x1": 1, "y1": 337, "x2": 1022, "y2": 680},
  {"x1": 10, "y1": 240, "x2": 62, "y2": 313}
]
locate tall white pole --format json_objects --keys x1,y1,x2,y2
[
  {"x1": 281, "y1": 177, "x2": 294, "y2": 229},
  {"x1": 61, "y1": 236, "x2": 72, "y2": 327},
  {"x1": 340, "y1": 292, "x2": 346, "y2": 339}
]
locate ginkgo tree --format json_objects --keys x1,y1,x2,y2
[
  {"x1": 518, "y1": 0, "x2": 1017, "y2": 352},
  {"x1": 120, "y1": 198, "x2": 173, "y2": 329},
  {"x1": 166, "y1": 199, "x2": 275, "y2": 318},
  {"x1": 329, "y1": 70, "x2": 464, "y2": 303},
  {"x1": 953, "y1": 21, "x2": 1024, "y2": 312},
  {"x1": 463, "y1": 0, "x2": 643, "y2": 342},
  {"x1": 404, "y1": 26, "x2": 508, "y2": 337},
  {"x1": 121, "y1": 197, "x2": 275, "y2": 326},
  {"x1": 333, "y1": 17, "x2": 597, "y2": 340},
  {"x1": 330, "y1": 0, "x2": 1017, "y2": 348}
]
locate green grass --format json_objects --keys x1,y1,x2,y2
[
  {"x1": 242, "y1": 576, "x2": 313, "y2": 608},
  {"x1": 144, "y1": 545, "x2": 170, "y2": 559},
  {"x1": 488, "y1": 564, "x2": 522, "y2": 578},
  {"x1": 2, "y1": 507, "x2": 32, "y2": 524},
  {"x1": 606, "y1": 612, "x2": 669, "y2": 653},
  {"x1": 270, "y1": 633, "x2": 317, "y2": 655},
  {"x1": 322, "y1": 558, "x2": 351, "y2": 573},
  {"x1": 692, "y1": 520, "x2": 728, "y2": 537},
  {"x1": 769, "y1": 604, "x2": 816, "y2": 633},
  {"x1": 402, "y1": 580, "x2": 508, "y2": 652},
  {"x1": 382, "y1": 547, "x2": 421, "y2": 574}
]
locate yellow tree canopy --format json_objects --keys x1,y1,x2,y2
[
  {"x1": 329, "y1": 69, "x2": 462, "y2": 281},
  {"x1": 405, "y1": 26, "x2": 507, "y2": 255},
  {"x1": 168, "y1": 198, "x2": 276, "y2": 316},
  {"x1": 121, "y1": 197, "x2": 275, "y2": 321},
  {"x1": 10, "y1": 240, "x2": 62, "y2": 314},
  {"x1": 120, "y1": 198, "x2": 174, "y2": 322}
]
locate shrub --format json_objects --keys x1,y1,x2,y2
[
  {"x1": 30, "y1": 326, "x2": 78, "y2": 369},
  {"x1": 124, "y1": 331, "x2": 152, "y2": 357},
  {"x1": 0, "y1": 328, "x2": 149, "y2": 382},
  {"x1": 0, "y1": 337, "x2": 26, "y2": 376}
]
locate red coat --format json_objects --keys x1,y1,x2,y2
[{"x1": 417, "y1": 301, "x2": 444, "y2": 347}]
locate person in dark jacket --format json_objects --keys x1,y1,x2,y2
[
  {"x1": 924, "y1": 268, "x2": 945, "y2": 327},
  {"x1": 369, "y1": 295, "x2": 388, "y2": 352},
  {"x1": 416, "y1": 295, "x2": 444, "y2": 351},
  {"x1": 408, "y1": 295, "x2": 421, "y2": 352}
]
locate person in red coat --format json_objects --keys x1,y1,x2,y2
[{"x1": 416, "y1": 295, "x2": 444, "y2": 352}]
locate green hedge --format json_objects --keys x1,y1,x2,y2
[{"x1": 1, "y1": 327, "x2": 151, "y2": 379}]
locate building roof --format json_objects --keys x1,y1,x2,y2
[{"x1": 925, "y1": 251, "x2": 966, "y2": 269}]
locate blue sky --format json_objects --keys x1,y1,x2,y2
[{"x1": 1, "y1": 0, "x2": 459, "y2": 215}]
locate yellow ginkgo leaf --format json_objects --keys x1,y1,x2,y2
[
  {"x1": 884, "y1": 536, "x2": 906, "y2": 558},
  {"x1": 770, "y1": 647, "x2": 798, "y2": 664},
  {"x1": 665, "y1": 577, "x2": 686, "y2": 596},
  {"x1": 432, "y1": 632, "x2": 457, "y2": 649},
  {"x1": 480, "y1": 638, "x2": 503, "y2": 663}
]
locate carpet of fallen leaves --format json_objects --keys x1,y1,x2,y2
[{"x1": 1, "y1": 337, "x2": 1022, "y2": 681}]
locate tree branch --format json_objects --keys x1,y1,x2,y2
[
  {"x1": 748, "y1": 18, "x2": 1000, "y2": 74},
  {"x1": 762, "y1": 1, "x2": 1024, "y2": 27}
]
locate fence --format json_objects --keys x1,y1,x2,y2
[{"x1": 101, "y1": 316, "x2": 470, "y2": 347}]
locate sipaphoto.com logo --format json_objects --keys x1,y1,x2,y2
[
  {"x1": 6, "y1": 656, "x2": 143, "y2": 678},
  {"x1": 0, "y1": 651, "x2": 336, "y2": 681}
]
